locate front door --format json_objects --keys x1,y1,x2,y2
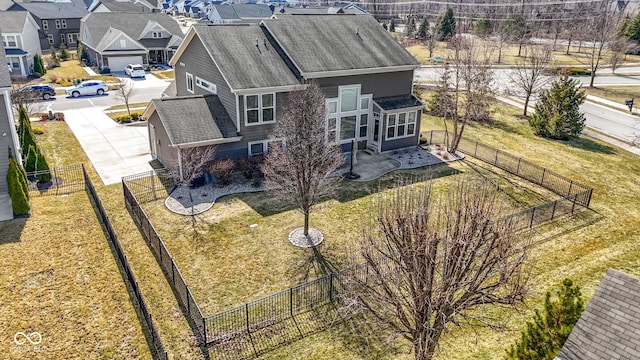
[
  {"x1": 149, "y1": 124, "x2": 157, "y2": 159},
  {"x1": 369, "y1": 112, "x2": 381, "y2": 151}
]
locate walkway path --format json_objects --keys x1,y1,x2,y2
[{"x1": 64, "y1": 107, "x2": 152, "y2": 185}]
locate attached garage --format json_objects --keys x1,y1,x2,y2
[{"x1": 106, "y1": 55, "x2": 144, "y2": 72}]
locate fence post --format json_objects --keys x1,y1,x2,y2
[
  {"x1": 186, "y1": 285, "x2": 191, "y2": 313},
  {"x1": 551, "y1": 200, "x2": 557, "y2": 220},
  {"x1": 474, "y1": 141, "x2": 478, "y2": 157},
  {"x1": 529, "y1": 207, "x2": 536, "y2": 228},
  {"x1": 429, "y1": 130, "x2": 433, "y2": 144},
  {"x1": 245, "y1": 303, "x2": 250, "y2": 334},
  {"x1": 567, "y1": 180, "x2": 573, "y2": 197},
  {"x1": 151, "y1": 174, "x2": 157, "y2": 201},
  {"x1": 494, "y1": 149, "x2": 499, "y2": 166},
  {"x1": 571, "y1": 194, "x2": 577, "y2": 213},
  {"x1": 289, "y1": 287, "x2": 294, "y2": 317},
  {"x1": 541, "y1": 168, "x2": 546, "y2": 186},
  {"x1": 329, "y1": 273, "x2": 334, "y2": 302},
  {"x1": 203, "y1": 318, "x2": 207, "y2": 345}
]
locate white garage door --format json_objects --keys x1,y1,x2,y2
[{"x1": 107, "y1": 56, "x2": 143, "y2": 72}]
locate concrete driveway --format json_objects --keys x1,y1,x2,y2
[{"x1": 64, "y1": 107, "x2": 152, "y2": 185}]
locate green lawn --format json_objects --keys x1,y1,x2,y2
[
  {"x1": 265, "y1": 99, "x2": 640, "y2": 359},
  {"x1": 19, "y1": 122, "x2": 206, "y2": 360}
]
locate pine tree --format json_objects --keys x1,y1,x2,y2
[
  {"x1": 406, "y1": 16, "x2": 416, "y2": 38},
  {"x1": 59, "y1": 43, "x2": 70, "y2": 61},
  {"x1": 35, "y1": 152, "x2": 52, "y2": 183},
  {"x1": 33, "y1": 54, "x2": 44, "y2": 76},
  {"x1": 427, "y1": 64, "x2": 455, "y2": 117},
  {"x1": 506, "y1": 279, "x2": 584, "y2": 360},
  {"x1": 626, "y1": 12, "x2": 640, "y2": 43},
  {"x1": 18, "y1": 106, "x2": 38, "y2": 171},
  {"x1": 7, "y1": 156, "x2": 30, "y2": 215},
  {"x1": 437, "y1": 8, "x2": 456, "y2": 41},
  {"x1": 529, "y1": 76, "x2": 586, "y2": 140},
  {"x1": 417, "y1": 17, "x2": 429, "y2": 39},
  {"x1": 474, "y1": 19, "x2": 492, "y2": 37}
]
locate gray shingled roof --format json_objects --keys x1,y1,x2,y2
[
  {"x1": 212, "y1": 4, "x2": 272, "y2": 20},
  {"x1": 13, "y1": 1, "x2": 89, "y2": 20},
  {"x1": 374, "y1": 94, "x2": 423, "y2": 111},
  {"x1": 261, "y1": 15, "x2": 419, "y2": 76},
  {"x1": 151, "y1": 95, "x2": 238, "y2": 146},
  {"x1": 0, "y1": 33, "x2": 12, "y2": 88},
  {"x1": 96, "y1": 0, "x2": 154, "y2": 12},
  {"x1": 82, "y1": 12, "x2": 182, "y2": 50},
  {"x1": 557, "y1": 269, "x2": 640, "y2": 360},
  {"x1": 192, "y1": 24, "x2": 299, "y2": 90},
  {"x1": 0, "y1": 11, "x2": 31, "y2": 33}
]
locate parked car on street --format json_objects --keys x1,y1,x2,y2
[
  {"x1": 124, "y1": 64, "x2": 146, "y2": 78},
  {"x1": 12, "y1": 84, "x2": 56, "y2": 101},
  {"x1": 65, "y1": 80, "x2": 109, "y2": 98}
]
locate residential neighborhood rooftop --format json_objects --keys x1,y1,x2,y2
[
  {"x1": 0, "y1": 33, "x2": 12, "y2": 88},
  {"x1": 374, "y1": 94, "x2": 424, "y2": 111},
  {"x1": 0, "y1": 11, "x2": 34, "y2": 33},
  {"x1": 11, "y1": 0, "x2": 89, "y2": 19},
  {"x1": 558, "y1": 269, "x2": 640, "y2": 360},
  {"x1": 260, "y1": 15, "x2": 420, "y2": 76},
  {"x1": 149, "y1": 95, "x2": 239, "y2": 146}
]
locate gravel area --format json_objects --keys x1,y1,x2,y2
[
  {"x1": 388, "y1": 147, "x2": 444, "y2": 169},
  {"x1": 165, "y1": 178, "x2": 267, "y2": 215},
  {"x1": 288, "y1": 227, "x2": 324, "y2": 248}
]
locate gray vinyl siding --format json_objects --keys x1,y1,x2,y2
[
  {"x1": 315, "y1": 71, "x2": 414, "y2": 98},
  {"x1": 0, "y1": 94, "x2": 12, "y2": 194},
  {"x1": 174, "y1": 36, "x2": 237, "y2": 125},
  {"x1": 380, "y1": 109, "x2": 422, "y2": 152},
  {"x1": 36, "y1": 17, "x2": 82, "y2": 51},
  {"x1": 148, "y1": 113, "x2": 178, "y2": 169}
]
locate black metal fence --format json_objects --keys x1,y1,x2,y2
[
  {"x1": 121, "y1": 137, "x2": 595, "y2": 359},
  {"x1": 423, "y1": 130, "x2": 593, "y2": 208},
  {"x1": 82, "y1": 167, "x2": 168, "y2": 360},
  {"x1": 26, "y1": 164, "x2": 85, "y2": 196},
  {"x1": 123, "y1": 180, "x2": 207, "y2": 343}
]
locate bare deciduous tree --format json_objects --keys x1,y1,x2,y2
[
  {"x1": 444, "y1": 37, "x2": 494, "y2": 153},
  {"x1": 168, "y1": 145, "x2": 217, "y2": 220},
  {"x1": 262, "y1": 83, "x2": 343, "y2": 238},
  {"x1": 581, "y1": 2, "x2": 622, "y2": 87},
  {"x1": 510, "y1": 44, "x2": 553, "y2": 116},
  {"x1": 344, "y1": 178, "x2": 531, "y2": 360},
  {"x1": 10, "y1": 82, "x2": 48, "y2": 116},
  {"x1": 113, "y1": 79, "x2": 136, "y2": 117}
]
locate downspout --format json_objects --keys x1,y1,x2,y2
[{"x1": 177, "y1": 147, "x2": 183, "y2": 180}]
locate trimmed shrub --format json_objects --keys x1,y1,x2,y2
[
  {"x1": 35, "y1": 152, "x2": 52, "y2": 183},
  {"x1": 236, "y1": 155, "x2": 263, "y2": 179},
  {"x1": 209, "y1": 159, "x2": 235, "y2": 185},
  {"x1": 24, "y1": 144, "x2": 38, "y2": 172},
  {"x1": 32, "y1": 127, "x2": 44, "y2": 135},
  {"x1": 7, "y1": 157, "x2": 30, "y2": 215},
  {"x1": 59, "y1": 43, "x2": 70, "y2": 60},
  {"x1": 100, "y1": 67, "x2": 111, "y2": 74}
]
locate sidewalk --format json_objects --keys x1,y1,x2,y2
[
  {"x1": 0, "y1": 194, "x2": 13, "y2": 222},
  {"x1": 83, "y1": 66, "x2": 98, "y2": 76}
]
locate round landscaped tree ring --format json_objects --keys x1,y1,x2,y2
[{"x1": 288, "y1": 227, "x2": 324, "y2": 248}]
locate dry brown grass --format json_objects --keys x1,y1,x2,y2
[{"x1": 6, "y1": 121, "x2": 206, "y2": 359}]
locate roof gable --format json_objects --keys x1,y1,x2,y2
[
  {"x1": 97, "y1": 29, "x2": 145, "y2": 51},
  {"x1": 0, "y1": 36, "x2": 12, "y2": 88},
  {"x1": 558, "y1": 269, "x2": 640, "y2": 360},
  {"x1": 260, "y1": 15, "x2": 419, "y2": 77},
  {"x1": 81, "y1": 12, "x2": 182, "y2": 49},
  {"x1": 0, "y1": 11, "x2": 34, "y2": 34}
]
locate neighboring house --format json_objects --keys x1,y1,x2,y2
[
  {"x1": 88, "y1": 0, "x2": 158, "y2": 13},
  {"x1": 557, "y1": 269, "x2": 640, "y2": 360},
  {"x1": 0, "y1": 11, "x2": 42, "y2": 77},
  {"x1": 0, "y1": 38, "x2": 22, "y2": 204},
  {"x1": 144, "y1": 15, "x2": 422, "y2": 173},
  {"x1": 207, "y1": 4, "x2": 272, "y2": 24},
  {"x1": 80, "y1": 12, "x2": 182, "y2": 70},
  {"x1": 9, "y1": 0, "x2": 89, "y2": 51}
]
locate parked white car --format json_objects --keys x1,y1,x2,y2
[
  {"x1": 124, "y1": 64, "x2": 146, "y2": 78},
  {"x1": 65, "y1": 80, "x2": 109, "y2": 98}
]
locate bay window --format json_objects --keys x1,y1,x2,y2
[{"x1": 386, "y1": 110, "x2": 418, "y2": 140}]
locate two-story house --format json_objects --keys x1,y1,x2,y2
[
  {"x1": 80, "y1": 12, "x2": 183, "y2": 70},
  {"x1": 0, "y1": 38, "x2": 23, "y2": 220},
  {"x1": 144, "y1": 15, "x2": 423, "y2": 174},
  {"x1": 9, "y1": 0, "x2": 89, "y2": 51},
  {"x1": 0, "y1": 11, "x2": 42, "y2": 77}
]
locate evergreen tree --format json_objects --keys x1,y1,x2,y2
[
  {"x1": 18, "y1": 106, "x2": 37, "y2": 169},
  {"x1": 59, "y1": 43, "x2": 70, "y2": 61},
  {"x1": 437, "y1": 8, "x2": 456, "y2": 41},
  {"x1": 529, "y1": 76, "x2": 586, "y2": 140},
  {"x1": 427, "y1": 64, "x2": 455, "y2": 117},
  {"x1": 626, "y1": 12, "x2": 640, "y2": 43},
  {"x1": 33, "y1": 54, "x2": 44, "y2": 76},
  {"x1": 389, "y1": 19, "x2": 396, "y2": 32},
  {"x1": 618, "y1": 14, "x2": 631, "y2": 38},
  {"x1": 35, "y1": 151, "x2": 52, "y2": 183},
  {"x1": 406, "y1": 16, "x2": 416, "y2": 38},
  {"x1": 474, "y1": 19, "x2": 493, "y2": 37},
  {"x1": 24, "y1": 145, "x2": 38, "y2": 173},
  {"x1": 506, "y1": 279, "x2": 584, "y2": 360},
  {"x1": 417, "y1": 17, "x2": 429, "y2": 39},
  {"x1": 7, "y1": 156, "x2": 30, "y2": 215}
]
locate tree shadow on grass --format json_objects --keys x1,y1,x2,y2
[{"x1": 564, "y1": 136, "x2": 617, "y2": 154}]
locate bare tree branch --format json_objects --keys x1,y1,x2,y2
[
  {"x1": 342, "y1": 177, "x2": 532, "y2": 360},
  {"x1": 113, "y1": 79, "x2": 137, "y2": 117},
  {"x1": 510, "y1": 44, "x2": 554, "y2": 116},
  {"x1": 262, "y1": 83, "x2": 344, "y2": 237}
]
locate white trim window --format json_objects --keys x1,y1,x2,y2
[
  {"x1": 245, "y1": 93, "x2": 275, "y2": 125},
  {"x1": 55, "y1": 19, "x2": 61, "y2": 29},
  {"x1": 325, "y1": 85, "x2": 371, "y2": 143},
  {"x1": 195, "y1": 77, "x2": 216, "y2": 94},
  {"x1": 61, "y1": 19, "x2": 67, "y2": 29},
  {"x1": 60, "y1": 34, "x2": 66, "y2": 44},
  {"x1": 119, "y1": 39, "x2": 126, "y2": 48},
  {"x1": 2, "y1": 35, "x2": 18, "y2": 48},
  {"x1": 386, "y1": 110, "x2": 417, "y2": 140},
  {"x1": 68, "y1": 33, "x2": 77, "y2": 44},
  {"x1": 47, "y1": 34, "x2": 54, "y2": 45},
  {"x1": 186, "y1": 72, "x2": 194, "y2": 93},
  {"x1": 6, "y1": 56, "x2": 20, "y2": 69},
  {"x1": 248, "y1": 139, "x2": 283, "y2": 156},
  {"x1": 152, "y1": 31, "x2": 162, "y2": 38},
  {"x1": 42, "y1": 20, "x2": 49, "y2": 30}
]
